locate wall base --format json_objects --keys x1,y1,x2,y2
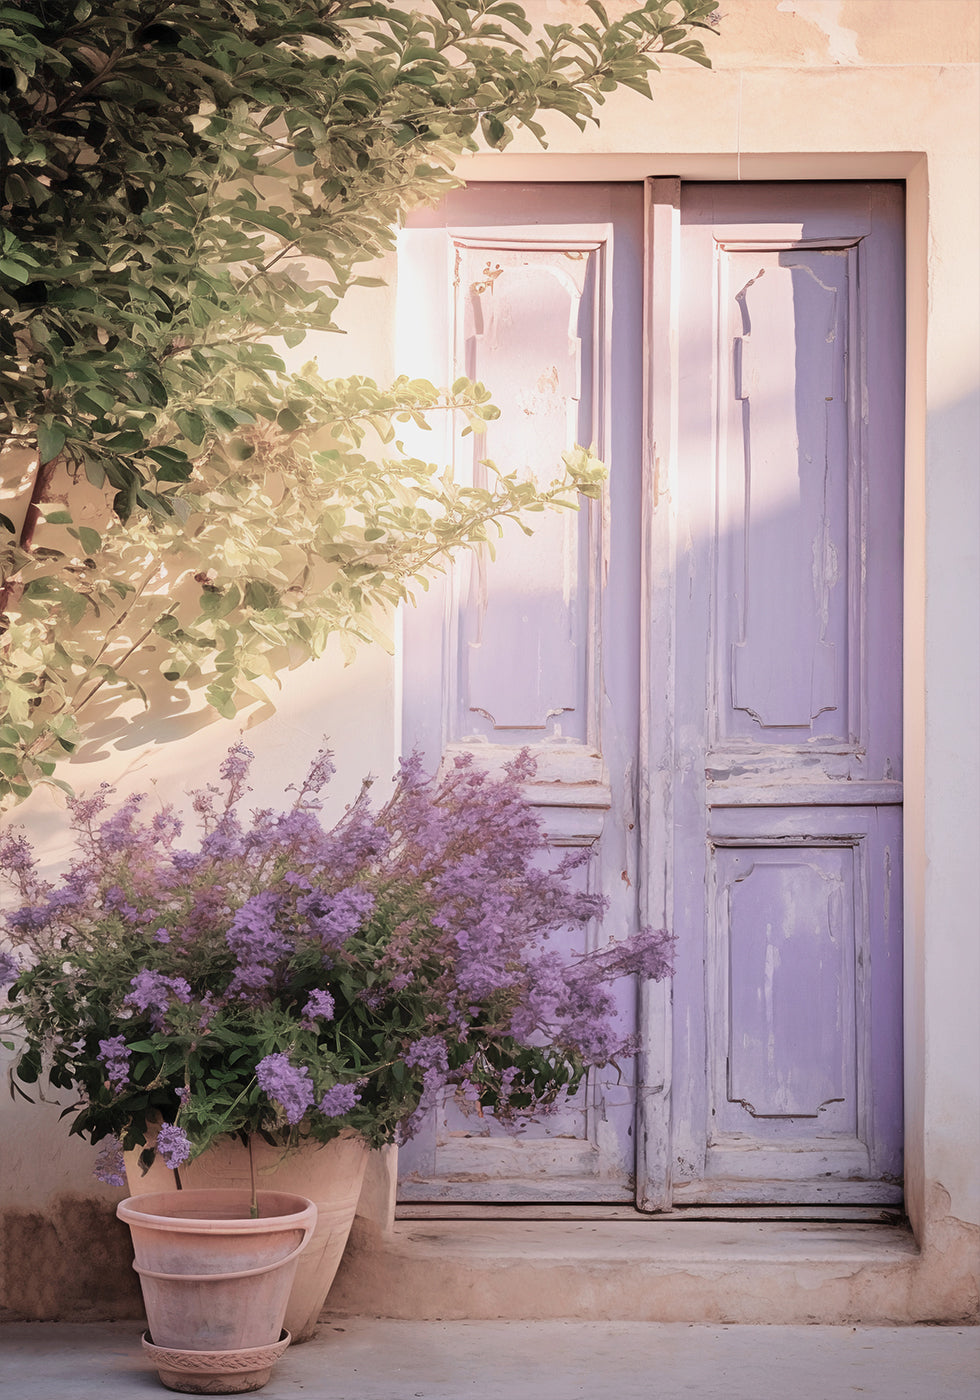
[{"x1": 3, "y1": 1196, "x2": 976, "y2": 1326}]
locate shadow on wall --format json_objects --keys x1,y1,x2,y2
[{"x1": 0, "y1": 1191, "x2": 142, "y2": 1324}]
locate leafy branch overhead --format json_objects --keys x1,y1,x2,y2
[{"x1": 0, "y1": 0, "x2": 717, "y2": 803}]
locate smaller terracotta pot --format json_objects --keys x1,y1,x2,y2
[
  {"x1": 125, "y1": 1132, "x2": 371, "y2": 1343},
  {"x1": 117, "y1": 1188, "x2": 316, "y2": 1394}
]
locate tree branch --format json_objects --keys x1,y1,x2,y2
[{"x1": 0, "y1": 452, "x2": 59, "y2": 630}]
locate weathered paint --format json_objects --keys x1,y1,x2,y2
[
  {"x1": 397, "y1": 184, "x2": 645, "y2": 1201},
  {"x1": 398, "y1": 181, "x2": 905, "y2": 1210},
  {"x1": 667, "y1": 182, "x2": 905, "y2": 1205},
  {"x1": 0, "y1": 1195, "x2": 142, "y2": 1323}
]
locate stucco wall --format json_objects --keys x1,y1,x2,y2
[{"x1": 1, "y1": 0, "x2": 977, "y2": 1322}]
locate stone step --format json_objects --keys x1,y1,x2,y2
[{"x1": 326, "y1": 1216, "x2": 940, "y2": 1325}]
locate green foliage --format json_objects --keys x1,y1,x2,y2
[
  {"x1": 0, "y1": 0, "x2": 717, "y2": 802},
  {"x1": 0, "y1": 374, "x2": 608, "y2": 799}
]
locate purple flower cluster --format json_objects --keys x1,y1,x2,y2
[
  {"x1": 0, "y1": 949, "x2": 20, "y2": 985},
  {"x1": 93, "y1": 1136, "x2": 126, "y2": 1187},
  {"x1": 403, "y1": 1035, "x2": 450, "y2": 1095},
  {"x1": 97, "y1": 793, "x2": 148, "y2": 853},
  {"x1": 124, "y1": 970, "x2": 192, "y2": 1027},
  {"x1": 578, "y1": 928, "x2": 676, "y2": 984},
  {"x1": 297, "y1": 885, "x2": 375, "y2": 950},
  {"x1": 65, "y1": 781, "x2": 112, "y2": 828},
  {"x1": 220, "y1": 742, "x2": 254, "y2": 793},
  {"x1": 7, "y1": 904, "x2": 51, "y2": 934},
  {"x1": 291, "y1": 745, "x2": 336, "y2": 804},
  {"x1": 0, "y1": 829, "x2": 35, "y2": 874},
  {"x1": 404, "y1": 1035, "x2": 449, "y2": 1076},
  {"x1": 97, "y1": 1036, "x2": 132, "y2": 1090},
  {"x1": 302, "y1": 989, "x2": 335, "y2": 1024},
  {"x1": 256, "y1": 1053, "x2": 315, "y2": 1125},
  {"x1": 201, "y1": 814, "x2": 245, "y2": 861},
  {"x1": 156, "y1": 1122, "x2": 193, "y2": 1170},
  {"x1": 225, "y1": 892, "x2": 292, "y2": 998},
  {"x1": 318, "y1": 1081, "x2": 361, "y2": 1117}
]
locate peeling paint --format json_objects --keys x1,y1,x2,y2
[
  {"x1": 470, "y1": 260, "x2": 503, "y2": 296},
  {"x1": 776, "y1": 0, "x2": 862, "y2": 65}
]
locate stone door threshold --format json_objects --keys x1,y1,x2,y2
[
  {"x1": 328, "y1": 1215, "x2": 928, "y2": 1325},
  {"x1": 397, "y1": 1203, "x2": 905, "y2": 1224}
]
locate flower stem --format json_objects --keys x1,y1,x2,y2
[{"x1": 248, "y1": 1135, "x2": 258, "y2": 1218}]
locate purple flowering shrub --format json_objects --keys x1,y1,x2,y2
[{"x1": 0, "y1": 743, "x2": 673, "y2": 1180}]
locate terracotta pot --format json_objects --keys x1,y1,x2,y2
[
  {"x1": 125, "y1": 1133, "x2": 370, "y2": 1343},
  {"x1": 117, "y1": 1188, "x2": 316, "y2": 1395}
]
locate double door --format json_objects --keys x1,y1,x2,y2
[{"x1": 397, "y1": 180, "x2": 904, "y2": 1208}]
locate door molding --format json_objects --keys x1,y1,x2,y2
[{"x1": 636, "y1": 177, "x2": 681, "y2": 1211}]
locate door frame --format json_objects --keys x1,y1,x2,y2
[{"x1": 395, "y1": 162, "x2": 924, "y2": 1228}]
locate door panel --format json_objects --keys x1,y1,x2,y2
[
  {"x1": 697, "y1": 807, "x2": 903, "y2": 1200},
  {"x1": 451, "y1": 237, "x2": 597, "y2": 745},
  {"x1": 723, "y1": 244, "x2": 853, "y2": 739},
  {"x1": 719, "y1": 848, "x2": 857, "y2": 1126}
]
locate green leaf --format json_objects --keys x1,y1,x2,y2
[
  {"x1": 16, "y1": 1049, "x2": 41, "y2": 1084},
  {"x1": 175, "y1": 411, "x2": 207, "y2": 446},
  {"x1": 76, "y1": 526, "x2": 102, "y2": 556},
  {"x1": 104, "y1": 431, "x2": 147, "y2": 455},
  {"x1": 238, "y1": 208, "x2": 296, "y2": 240},
  {"x1": 242, "y1": 579, "x2": 280, "y2": 610},
  {"x1": 37, "y1": 420, "x2": 67, "y2": 465}
]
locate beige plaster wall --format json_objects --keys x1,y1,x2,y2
[{"x1": 1, "y1": 0, "x2": 977, "y2": 1322}]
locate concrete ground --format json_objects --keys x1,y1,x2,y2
[{"x1": 0, "y1": 1319, "x2": 977, "y2": 1400}]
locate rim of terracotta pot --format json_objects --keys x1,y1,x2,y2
[{"x1": 118, "y1": 1189, "x2": 316, "y2": 1234}]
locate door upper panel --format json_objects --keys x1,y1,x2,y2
[
  {"x1": 687, "y1": 182, "x2": 905, "y2": 794},
  {"x1": 722, "y1": 243, "x2": 854, "y2": 742},
  {"x1": 451, "y1": 236, "x2": 598, "y2": 746}
]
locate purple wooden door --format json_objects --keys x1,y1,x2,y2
[
  {"x1": 663, "y1": 182, "x2": 904, "y2": 1205},
  {"x1": 397, "y1": 181, "x2": 904, "y2": 1208},
  {"x1": 397, "y1": 184, "x2": 645, "y2": 1202}
]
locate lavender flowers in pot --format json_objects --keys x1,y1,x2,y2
[{"x1": 0, "y1": 741, "x2": 673, "y2": 1346}]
